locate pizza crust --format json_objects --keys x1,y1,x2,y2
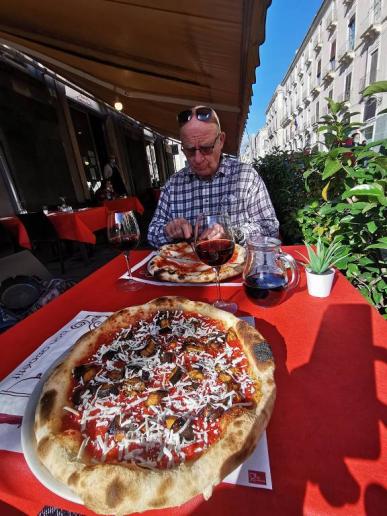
[{"x1": 34, "y1": 297, "x2": 275, "y2": 515}]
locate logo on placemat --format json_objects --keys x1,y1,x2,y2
[{"x1": 248, "y1": 470, "x2": 266, "y2": 485}]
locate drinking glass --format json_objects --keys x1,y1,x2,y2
[
  {"x1": 107, "y1": 210, "x2": 141, "y2": 290},
  {"x1": 194, "y1": 212, "x2": 237, "y2": 313}
]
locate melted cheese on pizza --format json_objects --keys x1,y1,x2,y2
[{"x1": 63, "y1": 311, "x2": 257, "y2": 469}]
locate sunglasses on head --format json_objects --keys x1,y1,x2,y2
[{"x1": 177, "y1": 106, "x2": 215, "y2": 126}]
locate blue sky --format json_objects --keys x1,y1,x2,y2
[{"x1": 245, "y1": 0, "x2": 323, "y2": 136}]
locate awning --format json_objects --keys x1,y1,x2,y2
[{"x1": 0, "y1": 0, "x2": 271, "y2": 154}]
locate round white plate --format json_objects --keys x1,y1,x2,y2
[{"x1": 21, "y1": 357, "x2": 83, "y2": 505}]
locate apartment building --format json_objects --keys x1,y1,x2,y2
[{"x1": 258, "y1": 0, "x2": 387, "y2": 155}]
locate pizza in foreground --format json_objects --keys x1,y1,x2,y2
[
  {"x1": 34, "y1": 297, "x2": 275, "y2": 515},
  {"x1": 148, "y1": 241, "x2": 246, "y2": 282}
]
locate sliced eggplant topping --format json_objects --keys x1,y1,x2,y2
[
  {"x1": 126, "y1": 364, "x2": 141, "y2": 376},
  {"x1": 141, "y1": 338, "x2": 157, "y2": 357},
  {"x1": 106, "y1": 368, "x2": 125, "y2": 381},
  {"x1": 201, "y1": 405, "x2": 224, "y2": 422},
  {"x1": 141, "y1": 369, "x2": 151, "y2": 381},
  {"x1": 161, "y1": 351, "x2": 174, "y2": 363},
  {"x1": 171, "y1": 417, "x2": 194, "y2": 440},
  {"x1": 159, "y1": 317, "x2": 172, "y2": 334},
  {"x1": 97, "y1": 383, "x2": 119, "y2": 398},
  {"x1": 107, "y1": 415, "x2": 122, "y2": 435},
  {"x1": 102, "y1": 349, "x2": 117, "y2": 361},
  {"x1": 73, "y1": 364, "x2": 98, "y2": 383},
  {"x1": 71, "y1": 386, "x2": 85, "y2": 406},
  {"x1": 169, "y1": 366, "x2": 183, "y2": 385},
  {"x1": 122, "y1": 378, "x2": 145, "y2": 394},
  {"x1": 188, "y1": 369, "x2": 204, "y2": 381},
  {"x1": 185, "y1": 343, "x2": 205, "y2": 353},
  {"x1": 145, "y1": 389, "x2": 167, "y2": 406}
]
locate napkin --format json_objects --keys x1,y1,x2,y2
[{"x1": 0, "y1": 312, "x2": 272, "y2": 490}]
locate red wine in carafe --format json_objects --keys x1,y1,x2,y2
[{"x1": 244, "y1": 272, "x2": 287, "y2": 307}]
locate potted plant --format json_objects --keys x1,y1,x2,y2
[{"x1": 298, "y1": 238, "x2": 349, "y2": 297}]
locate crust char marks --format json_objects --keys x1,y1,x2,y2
[
  {"x1": 39, "y1": 389, "x2": 57, "y2": 423},
  {"x1": 236, "y1": 320, "x2": 274, "y2": 371},
  {"x1": 105, "y1": 477, "x2": 125, "y2": 509}
]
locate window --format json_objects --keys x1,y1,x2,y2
[
  {"x1": 328, "y1": 90, "x2": 333, "y2": 99},
  {"x1": 345, "y1": 72, "x2": 352, "y2": 100},
  {"x1": 317, "y1": 59, "x2": 321, "y2": 82},
  {"x1": 348, "y1": 16, "x2": 356, "y2": 50},
  {"x1": 364, "y1": 97, "x2": 377, "y2": 121},
  {"x1": 316, "y1": 101, "x2": 320, "y2": 120},
  {"x1": 363, "y1": 125, "x2": 374, "y2": 141},
  {"x1": 330, "y1": 40, "x2": 336, "y2": 69},
  {"x1": 369, "y1": 49, "x2": 378, "y2": 84}
]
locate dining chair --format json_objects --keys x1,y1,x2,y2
[
  {"x1": 17, "y1": 212, "x2": 65, "y2": 273},
  {"x1": 0, "y1": 222, "x2": 17, "y2": 258}
]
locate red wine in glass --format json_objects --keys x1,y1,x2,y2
[
  {"x1": 244, "y1": 272, "x2": 288, "y2": 307},
  {"x1": 107, "y1": 210, "x2": 142, "y2": 290},
  {"x1": 195, "y1": 238, "x2": 234, "y2": 267},
  {"x1": 194, "y1": 213, "x2": 237, "y2": 313}
]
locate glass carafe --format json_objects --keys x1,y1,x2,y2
[{"x1": 243, "y1": 236, "x2": 299, "y2": 307}]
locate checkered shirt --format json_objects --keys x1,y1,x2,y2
[{"x1": 147, "y1": 156, "x2": 279, "y2": 248}]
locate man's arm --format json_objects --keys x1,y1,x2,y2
[
  {"x1": 235, "y1": 169, "x2": 279, "y2": 244},
  {"x1": 147, "y1": 188, "x2": 173, "y2": 248}
]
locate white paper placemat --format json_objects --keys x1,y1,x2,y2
[{"x1": 0, "y1": 312, "x2": 272, "y2": 490}]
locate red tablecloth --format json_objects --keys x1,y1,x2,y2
[
  {"x1": 0, "y1": 208, "x2": 108, "y2": 247},
  {"x1": 0, "y1": 247, "x2": 386, "y2": 515},
  {"x1": 48, "y1": 207, "x2": 107, "y2": 244},
  {"x1": 0, "y1": 217, "x2": 31, "y2": 249},
  {"x1": 103, "y1": 197, "x2": 144, "y2": 215}
]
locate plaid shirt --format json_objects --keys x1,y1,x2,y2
[{"x1": 147, "y1": 156, "x2": 279, "y2": 248}]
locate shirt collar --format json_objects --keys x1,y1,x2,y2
[{"x1": 185, "y1": 155, "x2": 232, "y2": 181}]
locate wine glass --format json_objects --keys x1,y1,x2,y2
[
  {"x1": 107, "y1": 210, "x2": 142, "y2": 291},
  {"x1": 194, "y1": 212, "x2": 237, "y2": 313}
]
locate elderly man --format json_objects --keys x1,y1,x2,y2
[{"x1": 147, "y1": 106, "x2": 279, "y2": 248}]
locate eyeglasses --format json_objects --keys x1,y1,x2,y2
[
  {"x1": 177, "y1": 106, "x2": 215, "y2": 126},
  {"x1": 182, "y1": 133, "x2": 221, "y2": 157}
]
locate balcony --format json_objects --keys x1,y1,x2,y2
[
  {"x1": 313, "y1": 35, "x2": 322, "y2": 52},
  {"x1": 305, "y1": 51, "x2": 312, "y2": 67},
  {"x1": 359, "y1": 7, "x2": 382, "y2": 41},
  {"x1": 281, "y1": 113, "x2": 291, "y2": 127},
  {"x1": 322, "y1": 61, "x2": 336, "y2": 82},
  {"x1": 325, "y1": 9, "x2": 338, "y2": 32},
  {"x1": 302, "y1": 90, "x2": 311, "y2": 105},
  {"x1": 297, "y1": 103, "x2": 303, "y2": 113},
  {"x1": 311, "y1": 81, "x2": 321, "y2": 96},
  {"x1": 298, "y1": 68, "x2": 304, "y2": 78},
  {"x1": 337, "y1": 42, "x2": 355, "y2": 64}
]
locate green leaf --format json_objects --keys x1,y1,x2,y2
[
  {"x1": 366, "y1": 221, "x2": 377, "y2": 233},
  {"x1": 366, "y1": 237, "x2": 387, "y2": 250},
  {"x1": 344, "y1": 183, "x2": 384, "y2": 198},
  {"x1": 379, "y1": 108, "x2": 387, "y2": 115},
  {"x1": 362, "y1": 81, "x2": 387, "y2": 96},
  {"x1": 322, "y1": 158, "x2": 342, "y2": 180}
]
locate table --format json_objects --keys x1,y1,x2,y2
[
  {"x1": 48, "y1": 207, "x2": 107, "y2": 245},
  {"x1": 0, "y1": 207, "x2": 108, "y2": 248},
  {"x1": 0, "y1": 248, "x2": 385, "y2": 515},
  {"x1": 0, "y1": 216, "x2": 31, "y2": 249},
  {"x1": 103, "y1": 196, "x2": 144, "y2": 215}
]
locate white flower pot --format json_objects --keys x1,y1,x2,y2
[{"x1": 305, "y1": 268, "x2": 335, "y2": 298}]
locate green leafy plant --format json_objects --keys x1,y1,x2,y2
[
  {"x1": 297, "y1": 237, "x2": 349, "y2": 274},
  {"x1": 296, "y1": 86, "x2": 387, "y2": 317}
]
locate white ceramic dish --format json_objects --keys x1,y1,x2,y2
[{"x1": 21, "y1": 356, "x2": 83, "y2": 505}]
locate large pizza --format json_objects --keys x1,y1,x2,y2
[
  {"x1": 34, "y1": 297, "x2": 275, "y2": 515},
  {"x1": 148, "y1": 242, "x2": 246, "y2": 283}
]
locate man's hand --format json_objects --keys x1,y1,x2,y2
[
  {"x1": 165, "y1": 218, "x2": 193, "y2": 240},
  {"x1": 199, "y1": 223, "x2": 226, "y2": 241}
]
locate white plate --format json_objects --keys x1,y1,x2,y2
[{"x1": 21, "y1": 354, "x2": 83, "y2": 505}]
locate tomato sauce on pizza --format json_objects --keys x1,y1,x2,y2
[{"x1": 62, "y1": 310, "x2": 257, "y2": 469}]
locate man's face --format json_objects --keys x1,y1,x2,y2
[{"x1": 180, "y1": 119, "x2": 225, "y2": 178}]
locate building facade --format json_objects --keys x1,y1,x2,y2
[{"x1": 258, "y1": 0, "x2": 387, "y2": 156}]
